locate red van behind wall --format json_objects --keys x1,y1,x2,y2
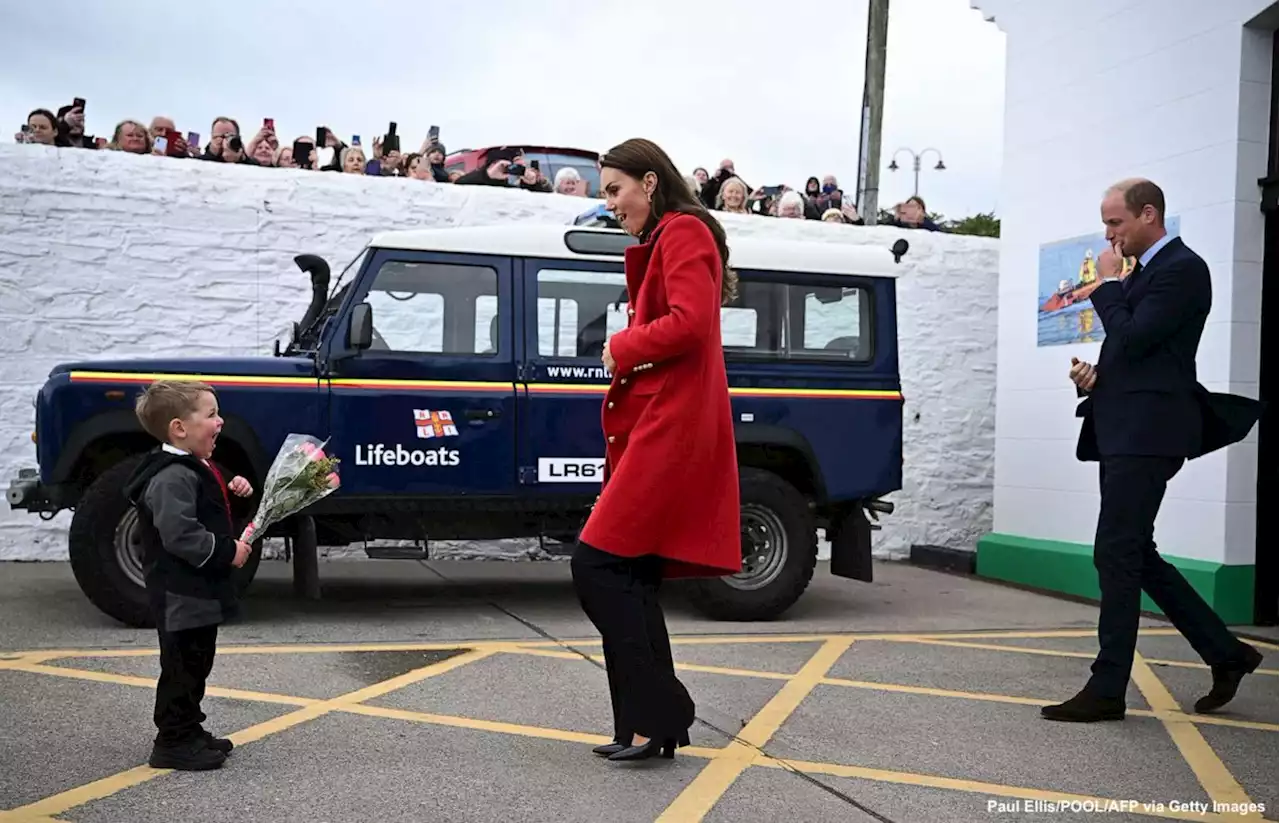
[{"x1": 444, "y1": 145, "x2": 601, "y2": 196}]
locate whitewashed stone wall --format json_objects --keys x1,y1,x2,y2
[{"x1": 0, "y1": 144, "x2": 998, "y2": 561}]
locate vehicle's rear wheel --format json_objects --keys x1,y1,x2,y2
[
  {"x1": 68, "y1": 454, "x2": 262, "y2": 628},
  {"x1": 686, "y1": 467, "x2": 817, "y2": 621}
]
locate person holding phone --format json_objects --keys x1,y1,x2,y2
[
  {"x1": 517, "y1": 159, "x2": 552, "y2": 192},
  {"x1": 56, "y1": 101, "x2": 96, "y2": 149},
  {"x1": 18, "y1": 109, "x2": 58, "y2": 146},
  {"x1": 201, "y1": 117, "x2": 251, "y2": 165}
]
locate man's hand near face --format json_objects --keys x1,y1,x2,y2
[{"x1": 1097, "y1": 243, "x2": 1127, "y2": 280}]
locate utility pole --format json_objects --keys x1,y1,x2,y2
[{"x1": 857, "y1": 0, "x2": 890, "y2": 226}]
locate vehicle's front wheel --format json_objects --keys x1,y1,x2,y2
[
  {"x1": 686, "y1": 467, "x2": 817, "y2": 621},
  {"x1": 68, "y1": 454, "x2": 262, "y2": 628}
]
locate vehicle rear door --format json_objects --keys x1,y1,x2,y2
[{"x1": 516, "y1": 257, "x2": 627, "y2": 493}]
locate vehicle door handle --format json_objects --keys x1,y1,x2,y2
[{"x1": 464, "y1": 408, "x2": 499, "y2": 421}]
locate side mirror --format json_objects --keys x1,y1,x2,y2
[
  {"x1": 349, "y1": 303, "x2": 373, "y2": 350},
  {"x1": 891, "y1": 239, "x2": 910, "y2": 263}
]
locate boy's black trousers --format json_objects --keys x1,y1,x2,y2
[{"x1": 154, "y1": 625, "x2": 218, "y2": 746}]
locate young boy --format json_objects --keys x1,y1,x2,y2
[{"x1": 124, "y1": 380, "x2": 255, "y2": 771}]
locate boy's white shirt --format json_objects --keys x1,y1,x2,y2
[
  {"x1": 158, "y1": 443, "x2": 216, "y2": 566},
  {"x1": 162, "y1": 443, "x2": 213, "y2": 468}
]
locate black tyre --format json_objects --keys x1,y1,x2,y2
[
  {"x1": 68, "y1": 454, "x2": 262, "y2": 628},
  {"x1": 686, "y1": 467, "x2": 818, "y2": 621}
]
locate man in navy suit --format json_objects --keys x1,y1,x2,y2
[{"x1": 1043, "y1": 178, "x2": 1263, "y2": 723}]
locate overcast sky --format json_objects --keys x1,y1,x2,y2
[{"x1": 1, "y1": 0, "x2": 1006, "y2": 219}]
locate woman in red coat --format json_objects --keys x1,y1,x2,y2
[{"x1": 572, "y1": 137, "x2": 741, "y2": 763}]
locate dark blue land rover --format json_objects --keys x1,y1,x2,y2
[{"x1": 7, "y1": 224, "x2": 906, "y2": 627}]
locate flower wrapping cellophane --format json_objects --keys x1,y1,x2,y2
[{"x1": 239, "y1": 433, "x2": 341, "y2": 544}]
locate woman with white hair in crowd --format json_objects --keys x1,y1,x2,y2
[
  {"x1": 716, "y1": 176, "x2": 750, "y2": 215},
  {"x1": 554, "y1": 166, "x2": 585, "y2": 195},
  {"x1": 775, "y1": 189, "x2": 806, "y2": 219}
]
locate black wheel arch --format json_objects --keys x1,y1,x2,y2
[
  {"x1": 51, "y1": 409, "x2": 268, "y2": 503},
  {"x1": 734, "y1": 423, "x2": 826, "y2": 503}
]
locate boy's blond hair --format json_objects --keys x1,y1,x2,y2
[{"x1": 135, "y1": 380, "x2": 215, "y2": 443}]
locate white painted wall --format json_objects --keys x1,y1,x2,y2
[
  {"x1": 0, "y1": 144, "x2": 998, "y2": 562},
  {"x1": 973, "y1": 0, "x2": 1272, "y2": 564}
]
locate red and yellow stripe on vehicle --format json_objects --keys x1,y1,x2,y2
[{"x1": 66, "y1": 371, "x2": 902, "y2": 400}]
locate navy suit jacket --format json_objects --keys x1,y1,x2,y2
[{"x1": 1075, "y1": 236, "x2": 1260, "y2": 461}]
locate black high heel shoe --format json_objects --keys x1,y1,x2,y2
[
  {"x1": 592, "y1": 740, "x2": 628, "y2": 757},
  {"x1": 606, "y1": 731, "x2": 690, "y2": 762}
]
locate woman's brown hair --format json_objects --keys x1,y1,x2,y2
[{"x1": 599, "y1": 138, "x2": 738, "y2": 305}]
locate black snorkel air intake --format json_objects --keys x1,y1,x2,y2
[
  {"x1": 275, "y1": 254, "x2": 333, "y2": 357},
  {"x1": 295, "y1": 253, "x2": 332, "y2": 331}
]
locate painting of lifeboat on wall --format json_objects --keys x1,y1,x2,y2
[{"x1": 1036, "y1": 216, "x2": 1179, "y2": 347}]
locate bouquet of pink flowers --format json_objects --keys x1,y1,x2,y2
[{"x1": 239, "y1": 433, "x2": 341, "y2": 543}]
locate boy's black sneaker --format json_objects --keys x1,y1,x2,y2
[
  {"x1": 148, "y1": 738, "x2": 227, "y2": 771},
  {"x1": 202, "y1": 731, "x2": 234, "y2": 754}
]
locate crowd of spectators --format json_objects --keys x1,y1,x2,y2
[{"x1": 15, "y1": 103, "x2": 942, "y2": 231}]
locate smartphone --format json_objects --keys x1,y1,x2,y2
[
  {"x1": 187, "y1": 131, "x2": 200, "y2": 149},
  {"x1": 18, "y1": 124, "x2": 30, "y2": 143},
  {"x1": 72, "y1": 97, "x2": 85, "y2": 110},
  {"x1": 165, "y1": 128, "x2": 184, "y2": 157},
  {"x1": 352, "y1": 134, "x2": 361, "y2": 147},
  {"x1": 264, "y1": 117, "x2": 275, "y2": 131},
  {"x1": 315, "y1": 127, "x2": 335, "y2": 167},
  {"x1": 428, "y1": 124, "x2": 439, "y2": 142},
  {"x1": 153, "y1": 134, "x2": 168, "y2": 155},
  {"x1": 292, "y1": 138, "x2": 311, "y2": 168}
]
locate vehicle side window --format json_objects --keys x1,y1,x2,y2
[
  {"x1": 723, "y1": 275, "x2": 873, "y2": 362},
  {"x1": 364, "y1": 260, "x2": 499, "y2": 355},
  {"x1": 799, "y1": 285, "x2": 871, "y2": 359},
  {"x1": 535, "y1": 268, "x2": 627, "y2": 358}
]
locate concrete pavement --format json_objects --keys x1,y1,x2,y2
[{"x1": 0, "y1": 558, "x2": 1275, "y2": 823}]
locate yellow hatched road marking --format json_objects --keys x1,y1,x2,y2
[
  {"x1": 6, "y1": 648, "x2": 498, "y2": 820},
  {"x1": 6, "y1": 661, "x2": 318, "y2": 707},
  {"x1": 754, "y1": 757, "x2": 1253, "y2": 823},
  {"x1": 890, "y1": 636, "x2": 1278, "y2": 676},
  {"x1": 502, "y1": 646, "x2": 795, "y2": 681},
  {"x1": 3, "y1": 630, "x2": 1273, "y2": 822},
  {"x1": 6, "y1": 625, "x2": 1212, "y2": 660},
  {"x1": 655, "y1": 638, "x2": 854, "y2": 823},
  {"x1": 1129, "y1": 654, "x2": 1260, "y2": 816}
]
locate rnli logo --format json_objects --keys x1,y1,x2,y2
[{"x1": 414, "y1": 409, "x2": 458, "y2": 439}]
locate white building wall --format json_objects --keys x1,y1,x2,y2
[
  {"x1": 974, "y1": 0, "x2": 1273, "y2": 565},
  {"x1": 0, "y1": 144, "x2": 998, "y2": 562}
]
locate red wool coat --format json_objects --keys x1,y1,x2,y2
[{"x1": 578, "y1": 211, "x2": 742, "y2": 578}]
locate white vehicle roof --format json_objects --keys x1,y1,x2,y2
[{"x1": 368, "y1": 223, "x2": 904, "y2": 279}]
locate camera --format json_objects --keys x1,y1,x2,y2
[
  {"x1": 507, "y1": 163, "x2": 526, "y2": 177},
  {"x1": 228, "y1": 136, "x2": 243, "y2": 153}
]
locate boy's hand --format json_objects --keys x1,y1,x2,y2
[
  {"x1": 232, "y1": 540, "x2": 252, "y2": 568},
  {"x1": 229, "y1": 476, "x2": 253, "y2": 497}
]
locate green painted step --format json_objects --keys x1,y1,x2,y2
[{"x1": 976, "y1": 533, "x2": 1256, "y2": 625}]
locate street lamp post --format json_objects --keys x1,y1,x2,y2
[{"x1": 888, "y1": 147, "x2": 945, "y2": 197}]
